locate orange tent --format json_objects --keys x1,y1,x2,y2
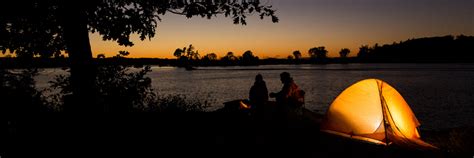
[{"x1": 320, "y1": 79, "x2": 437, "y2": 149}]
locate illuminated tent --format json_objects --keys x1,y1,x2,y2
[{"x1": 320, "y1": 79, "x2": 437, "y2": 149}]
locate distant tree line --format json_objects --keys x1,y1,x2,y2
[
  {"x1": 356, "y1": 35, "x2": 474, "y2": 62},
  {"x1": 172, "y1": 44, "x2": 259, "y2": 67},
  {"x1": 2, "y1": 35, "x2": 473, "y2": 69},
  {"x1": 172, "y1": 35, "x2": 474, "y2": 65}
]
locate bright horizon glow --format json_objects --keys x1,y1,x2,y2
[{"x1": 87, "y1": 0, "x2": 473, "y2": 59}]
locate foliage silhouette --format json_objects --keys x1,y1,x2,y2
[
  {"x1": 201, "y1": 53, "x2": 218, "y2": 66},
  {"x1": 45, "y1": 52, "x2": 210, "y2": 112},
  {"x1": 240, "y1": 50, "x2": 259, "y2": 65},
  {"x1": 220, "y1": 51, "x2": 238, "y2": 65},
  {"x1": 0, "y1": 69, "x2": 48, "y2": 114},
  {"x1": 174, "y1": 44, "x2": 201, "y2": 69},
  {"x1": 308, "y1": 46, "x2": 328, "y2": 63},
  {"x1": 357, "y1": 45, "x2": 371, "y2": 59},
  {"x1": 47, "y1": 52, "x2": 157, "y2": 112},
  {"x1": 1, "y1": 0, "x2": 278, "y2": 112},
  {"x1": 202, "y1": 53, "x2": 218, "y2": 61},
  {"x1": 293, "y1": 50, "x2": 302, "y2": 60},
  {"x1": 339, "y1": 48, "x2": 350, "y2": 58},
  {"x1": 356, "y1": 35, "x2": 474, "y2": 62},
  {"x1": 292, "y1": 50, "x2": 302, "y2": 64}
]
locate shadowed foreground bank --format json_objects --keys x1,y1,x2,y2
[
  {"x1": 5, "y1": 107, "x2": 469, "y2": 157},
  {"x1": 2, "y1": 68, "x2": 473, "y2": 157}
]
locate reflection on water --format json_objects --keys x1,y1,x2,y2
[{"x1": 36, "y1": 64, "x2": 474, "y2": 130}]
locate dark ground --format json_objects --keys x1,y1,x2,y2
[{"x1": 3, "y1": 102, "x2": 472, "y2": 158}]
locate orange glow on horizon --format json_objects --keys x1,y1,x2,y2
[
  {"x1": 89, "y1": 32, "x2": 361, "y2": 59},
  {"x1": 88, "y1": 14, "x2": 369, "y2": 59}
]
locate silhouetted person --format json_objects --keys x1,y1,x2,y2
[
  {"x1": 270, "y1": 72, "x2": 305, "y2": 121},
  {"x1": 249, "y1": 74, "x2": 269, "y2": 115}
]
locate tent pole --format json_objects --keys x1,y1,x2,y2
[{"x1": 378, "y1": 81, "x2": 390, "y2": 146}]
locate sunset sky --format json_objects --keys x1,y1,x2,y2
[{"x1": 90, "y1": 0, "x2": 474, "y2": 59}]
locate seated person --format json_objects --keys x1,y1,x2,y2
[
  {"x1": 270, "y1": 72, "x2": 305, "y2": 111},
  {"x1": 249, "y1": 74, "x2": 269, "y2": 113}
]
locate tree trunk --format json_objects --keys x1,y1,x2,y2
[{"x1": 60, "y1": 3, "x2": 98, "y2": 112}]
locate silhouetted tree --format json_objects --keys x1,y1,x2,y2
[
  {"x1": 339, "y1": 48, "x2": 350, "y2": 58},
  {"x1": 224, "y1": 52, "x2": 237, "y2": 60},
  {"x1": 173, "y1": 47, "x2": 189, "y2": 67},
  {"x1": 0, "y1": 0, "x2": 278, "y2": 112},
  {"x1": 174, "y1": 48, "x2": 185, "y2": 58},
  {"x1": 357, "y1": 45, "x2": 371, "y2": 59},
  {"x1": 221, "y1": 51, "x2": 238, "y2": 65},
  {"x1": 308, "y1": 47, "x2": 328, "y2": 59},
  {"x1": 308, "y1": 46, "x2": 328, "y2": 63},
  {"x1": 292, "y1": 50, "x2": 302, "y2": 64},
  {"x1": 242, "y1": 50, "x2": 254, "y2": 59},
  {"x1": 174, "y1": 44, "x2": 201, "y2": 68},
  {"x1": 201, "y1": 53, "x2": 218, "y2": 66},
  {"x1": 240, "y1": 50, "x2": 259, "y2": 65},
  {"x1": 293, "y1": 50, "x2": 302, "y2": 60},
  {"x1": 186, "y1": 45, "x2": 200, "y2": 60},
  {"x1": 202, "y1": 53, "x2": 218, "y2": 61}
]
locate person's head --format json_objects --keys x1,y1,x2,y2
[
  {"x1": 255, "y1": 74, "x2": 263, "y2": 82},
  {"x1": 280, "y1": 72, "x2": 293, "y2": 84}
]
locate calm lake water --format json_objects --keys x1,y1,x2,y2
[{"x1": 36, "y1": 64, "x2": 474, "y2": 130}]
